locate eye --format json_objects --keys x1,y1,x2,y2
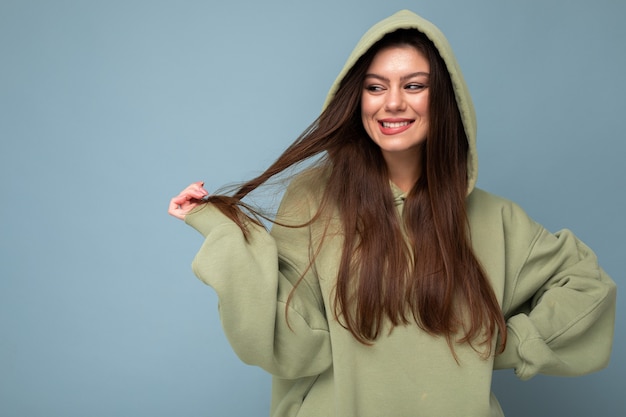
[
  {"x1": 405, "y1": 83, "x2": 427, "y2": 91},
  {"x1": 364, "y1": 84, "x2": 385, "y2": 93}
]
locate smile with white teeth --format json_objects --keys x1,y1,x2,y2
[{"x1": 381, "y1": 121, "x2": 412, "y2": 128}]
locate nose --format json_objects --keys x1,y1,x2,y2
[{"x1": 384, "y1": 88, "x2": 406, "y2": 112}]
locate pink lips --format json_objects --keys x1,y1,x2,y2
[{"x1": 378, "y1": 119, "x2": 414, "y2": 135}]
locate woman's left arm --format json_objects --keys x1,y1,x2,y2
[{"x1": 493, "y1": 207, "x2": 617, "y2": 380}]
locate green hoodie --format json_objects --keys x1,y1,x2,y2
[{"x1": 185, "y1": 10, "x2": 616, "y2": 417}]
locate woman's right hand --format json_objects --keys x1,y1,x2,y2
[{"x1": 168, "y1": 181, "x2": 209, "y2": 220}]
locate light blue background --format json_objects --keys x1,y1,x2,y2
[{"x1": 1, "y1": 0, "x2": 624, "y2": 416}]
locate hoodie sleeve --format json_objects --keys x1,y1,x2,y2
[
  {"x1": 184, "y1": 181, "x2": 332, "y2": 379},
  {"x1": 493, "y1": 202, "x2": 617, "y2": 380}
]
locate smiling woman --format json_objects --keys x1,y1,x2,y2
[
  {"x1": 361, "y1": 44, "x2": 430, "y2": 192},
  {"x1": 167, "y1": 9, "x2": 616, "y2": 417}
]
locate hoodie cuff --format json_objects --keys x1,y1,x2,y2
[
  {"x1": 495, "y1": 314, "x2": 560, "y2": 381},
  {"x1": 184, "y1": 204, "x2": 232, "y2": 237}
]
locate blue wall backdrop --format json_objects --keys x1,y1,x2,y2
[{"x1": 1, "y1": 0, "x2": 624, "y2": 416}]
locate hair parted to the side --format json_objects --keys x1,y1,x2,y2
[{"x1": 205, "y1": 28, "x2": 506, "y2": 357}]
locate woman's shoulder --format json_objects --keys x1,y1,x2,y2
[
  {"x1": 468, "y1": 187, "x2": 522, "y2": 212},
  {"x1": 286, "y1": 165, "x2": 331, "y2": 196},
  {"x1": 274, "y1": 165, "x2": 331, "y2": 217},
  {"x1": 467, "y1": 187, "x2": 537, "y2": 227}
]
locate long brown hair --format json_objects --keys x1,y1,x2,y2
[{"x1": 206, "y1": 29, "x2": 506, "y2": 355}]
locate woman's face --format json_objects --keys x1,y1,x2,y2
[{"x1": 361, "y1": 45, "x2": 430, "y2": 164}]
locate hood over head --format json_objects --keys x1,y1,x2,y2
[{"x1": 323, "y1": 10, "x2": 478, "y2": 194}]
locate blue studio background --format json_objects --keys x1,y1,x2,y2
[{"x1": 1, "y1": 0, "x2": 624, "y2": 416}]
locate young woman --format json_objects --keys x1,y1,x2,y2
[{"x1": 168, "y1": 10, "x2": 616, "y2": 417}]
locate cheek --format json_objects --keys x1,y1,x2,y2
[
  {"x1": 417, "y1": 93, "x2": 429, "y2": 115},
  {"x1": 360, "y1": 103, "x2": 373, "y2": 131},
  {"x1": 360, "y1": 99, "x2": 371, "y2": 119},
  {"x1": 360, "y1": 108, "x2": 377, "y2": 138}
]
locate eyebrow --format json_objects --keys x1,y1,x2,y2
[{"x1": 364, "y1": 72, "x2": 430, "y2": 82}]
